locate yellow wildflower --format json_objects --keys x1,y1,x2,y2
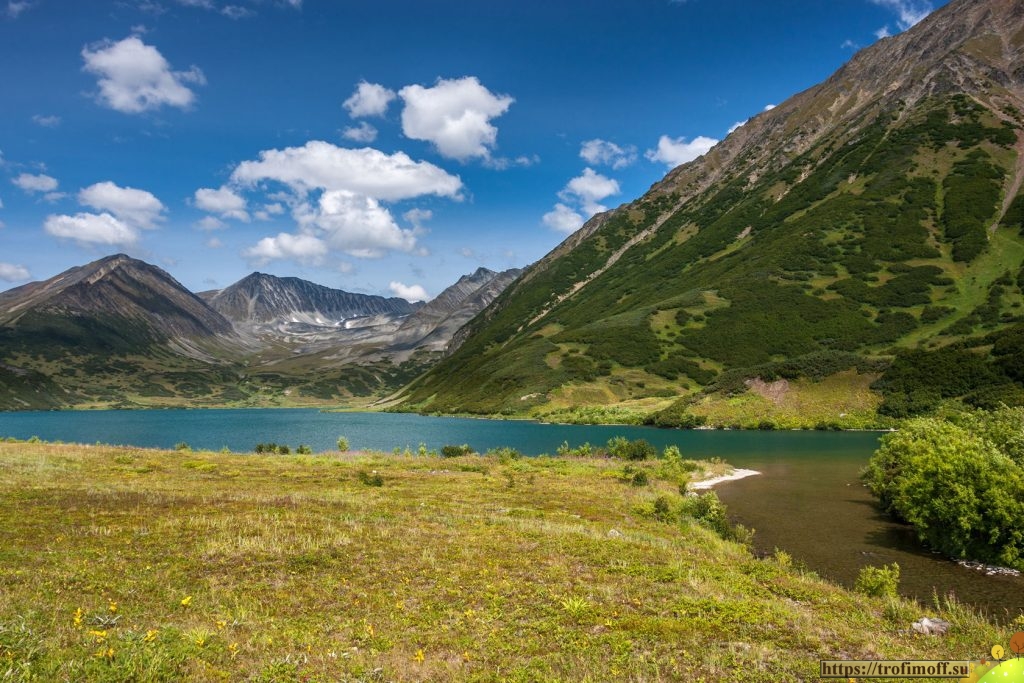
[
  {"x1": 228, "y1": 642, "x2": 239, "y2": 658},
  {"x1": 462, "y1": 651, "x2": 471, "y2": 662},
  {"x1": 180, "y1": 595, "x2": 193, "y2": 607},
  {"x1": 216, "y1": 619, "x2": 227, "y2": 630},
  {"x1": 88, "y1": 629, "x2": 108, "y2": 643},
  {"x1": 144, "y1": 629, "x2": 157, "y2": 643},
  {"x1": 72, "y1": 607, "x2": 83, "y2": 628},
  {"x1": 414, "y1": 649, "x2": 425, "y2": 663},
  {"x1": 365, "y1": 623, "x2": 374, "y2": 637},
  {"x1": 108, "y1": 600, "x2": 117, "y2": 614}
]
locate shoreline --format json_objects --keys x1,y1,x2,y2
[{"x1": 690, "y1": 468, "x2": 761, "y2": 490}]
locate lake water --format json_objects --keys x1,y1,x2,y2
[{"x1": 0, "y1": 408, "x2": 1020, "y2": 619}]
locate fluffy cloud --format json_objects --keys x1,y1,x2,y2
[
  {"x1": 12, "y1": 173, "x2": 58, "y2": 193},
  {"x1": 244, "y1": 232, "x2": 327, "y2": 266},
  {"x1": 44, "y1": 212, "x2": 138, "y2": 247},
  {"x1": 560, "y1": 168, "x2": 620, "y2": 215},
  {"x1": 399, "y1": 76, "x2": 514, "y2": 161},
  {"x1": 343, "y1": 81, "x2": 395, "y2": 118},
  {"x1": 646, "y1": 135, "x2": 719, "y2": 168},
  {"x1": 0, "y1": 262, "x2": 30, "y2": 282},
  {"x1": 297, "y1": 190, "x2": 417, "y2": 258},
  {"x1": 231, "y1": 141, "x2": 462, "y2": 201},
  {"x1": 342, "y1": 121, "x2": 378, "y2": 143},
  {"x1": 194, "y1": 186, "x2": 249, "y2": 221},
  {"x1": 82, "y1": 36, "x2": 205, "y2": 114},
  {"x1": 580, "y1": 139, "x2": 637, "y2": 169},
  {"x1": 389, "y1": 281, "x2": 428, "y2": 302},
  {"x1": 542, "y1": 203, "x2": 585, "y2": 233},
  {"x1": 869, "y1": 0, "x2": 932, "y2": 30},
  {"x1": 542, "y1": 168, "x2": 620, "y2": 233},
  {"x1": 79, "y1": 181, "x2": 165, "y2": 228}
]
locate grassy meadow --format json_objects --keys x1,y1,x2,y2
[{"x1": 0, "y1": 441, "x2": 1009, "y2": 681}]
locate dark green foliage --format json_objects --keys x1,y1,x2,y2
[
  {"x1": 643, "y1": 406, "x2": 708, "y2": 429},
  {"x1": 607, "y1": 437, "x2": 657, "y2": 461},
  {"x1": 920, "y1": 305, "x2": 954, "y2": 323},
  {"x1": 862, "y1": 416, "x2": 1024, "y2": 569},
  {"x1": 830, "y1": 266, "x2": 948, "y2": 308},
  {"x1": 254, "y1": 443, "x2": 292, "y2": 455},
  {"x1": 1001, "y1": 193, "x2": 1024, "y2": 233},
  {"x1": 440, "y1": 444, "x2": 474, "y2": 457},
  {"x1": 941, "y1": 150, "x2": 1004, "y2": 261},
  {"x1": 556, "y1": 323, "x2": 661, "y2": 367},
  {"x1": 874, "y1": 347, "x2": 1003, "y2": 416},
  {"x1": 645, "y1": 354, "x2": 717, "y2": 383},
  {"x1": 296, "y1": 445, "x2": 312, "y2": 455}
]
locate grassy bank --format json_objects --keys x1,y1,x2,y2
[{"x1": 0, "y1": 442, "x2": 1006, "y2": 681}]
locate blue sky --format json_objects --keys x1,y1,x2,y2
[{"x1": 0, "y1": 0, "x2": 947, "y2": 300}]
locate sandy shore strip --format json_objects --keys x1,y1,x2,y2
[{"x1": 690, "y1": 468, "x2": 761, "y2": 490}]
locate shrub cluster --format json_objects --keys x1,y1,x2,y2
[{"x1": 862, "y1": 412, "x2": 1024, "y2": 569}]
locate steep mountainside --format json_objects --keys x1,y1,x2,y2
[{"x1": 402, "y1": 0, "x2": 1024, "y2": 424}]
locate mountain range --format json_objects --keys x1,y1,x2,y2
[
  {"x1": 0, "y1": 254, "x2": 520, "y2": 409},
  {"x1": 6, "y1": 0, "x2": 1024, "y2": 425}
]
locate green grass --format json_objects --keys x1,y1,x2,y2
[{"x1": 0, "y1": 441, "x2": 1008, "y2": 681}]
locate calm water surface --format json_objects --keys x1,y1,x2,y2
[{"x1": 0, "y1": 409, "x2": 1020, "y2": 618}]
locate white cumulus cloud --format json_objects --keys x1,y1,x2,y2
[
  {"x1": 82, "y1": 36, "x2": 205, "y2": 114},
  {"x1": 0, "y1": 262, "x2": 30, "y2": 281},
  {"x1": 343, "y1": 81, "x2": 395, "y2": 118},
  {"x1": 389, "y1": 281, "x2": 428, "y2": 302},
  {"x1": 194, "y1": 186, "x2": 249, "y2": 221},
  {"x1": 646, "y1": 134, "x2": 719, "y2": 168},
  {"x1": 13, "y1": 173, "x2": 58, "y2": 193},
  {"x1": 542, "y1": 203, "x2": 585, "y2": 233},
  {"x1": 78, "y1": 181, "x2": 165, "y2": 228},
  {"x1": 543, "y1": 168, "x2": 620, "y2": 233},
  {"x1": 342, "y1": 121, "x2": 378, "y2": 143},
  {"x1": 244, "y1": 232, "x2": 327, "y2": 266},
  {"x1": 196, "y1": 215, "x2": 226, "y2": 231},
  {"x1": 560, "y1": 167, "x2": 620, "y2": 216},
  {"x1": 580, "y1": 139, "x2": 637, "y2": 169},
  {"x1": 230, "y1": 140, "x2": 462, "y2": 201},
  {"x1": 296, "y1": 190, "x2": 417, "y2": 258},
  {"x1": 399, "y1": 76, "x2": 514, "y2": 161},
  {"x1": 44, "y1": 212, "x2": 138, "y2": 247}
]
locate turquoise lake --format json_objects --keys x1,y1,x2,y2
[{"x1": 0, "y1": 408, "x2": 1020, "y2": 618}]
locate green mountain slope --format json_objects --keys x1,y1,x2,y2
[{"x1": 400, "y1": 0, "x2": 1024, "y2": 424}]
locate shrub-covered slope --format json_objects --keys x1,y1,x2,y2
[{"x1": 401, "y1": 0, "x2": 1024, "y2": 420}]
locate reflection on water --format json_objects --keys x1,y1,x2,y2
[
  {"x1": 714, "y1": 441, "x2": 1024, "y2": 620},
  {"x1": 0, "y1": 410, "x2": 1020, "y2": 618}
]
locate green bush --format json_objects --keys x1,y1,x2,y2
[
  {"x1": 854, "y1": 563, "x2": 900, "y2": 598},
  {"x1": 608, "y1": 437, "x2": 657, "y2": 461},
  {"x1": 862, "y1": 418, "x2": 1024, "y2": 569},
  {"x1": 337, "y1": 436, "x2": 349, "y2": 452},
  {"x1": 296, "y1": 444, "x2": 312, "y2": 455},
  {"x1": 440, "y1": 444, "x2": 474, "y2": 457}
]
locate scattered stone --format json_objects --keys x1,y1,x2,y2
[
  {"x1": 957, "y1": 560, "x2": 1021, "y2": 577},
  {"x1": 607, "y1": 528, "x2": 623, "y2": 538},
  {"x1": 911, "y1": 617, "x2": 950, "y2": 636}
]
